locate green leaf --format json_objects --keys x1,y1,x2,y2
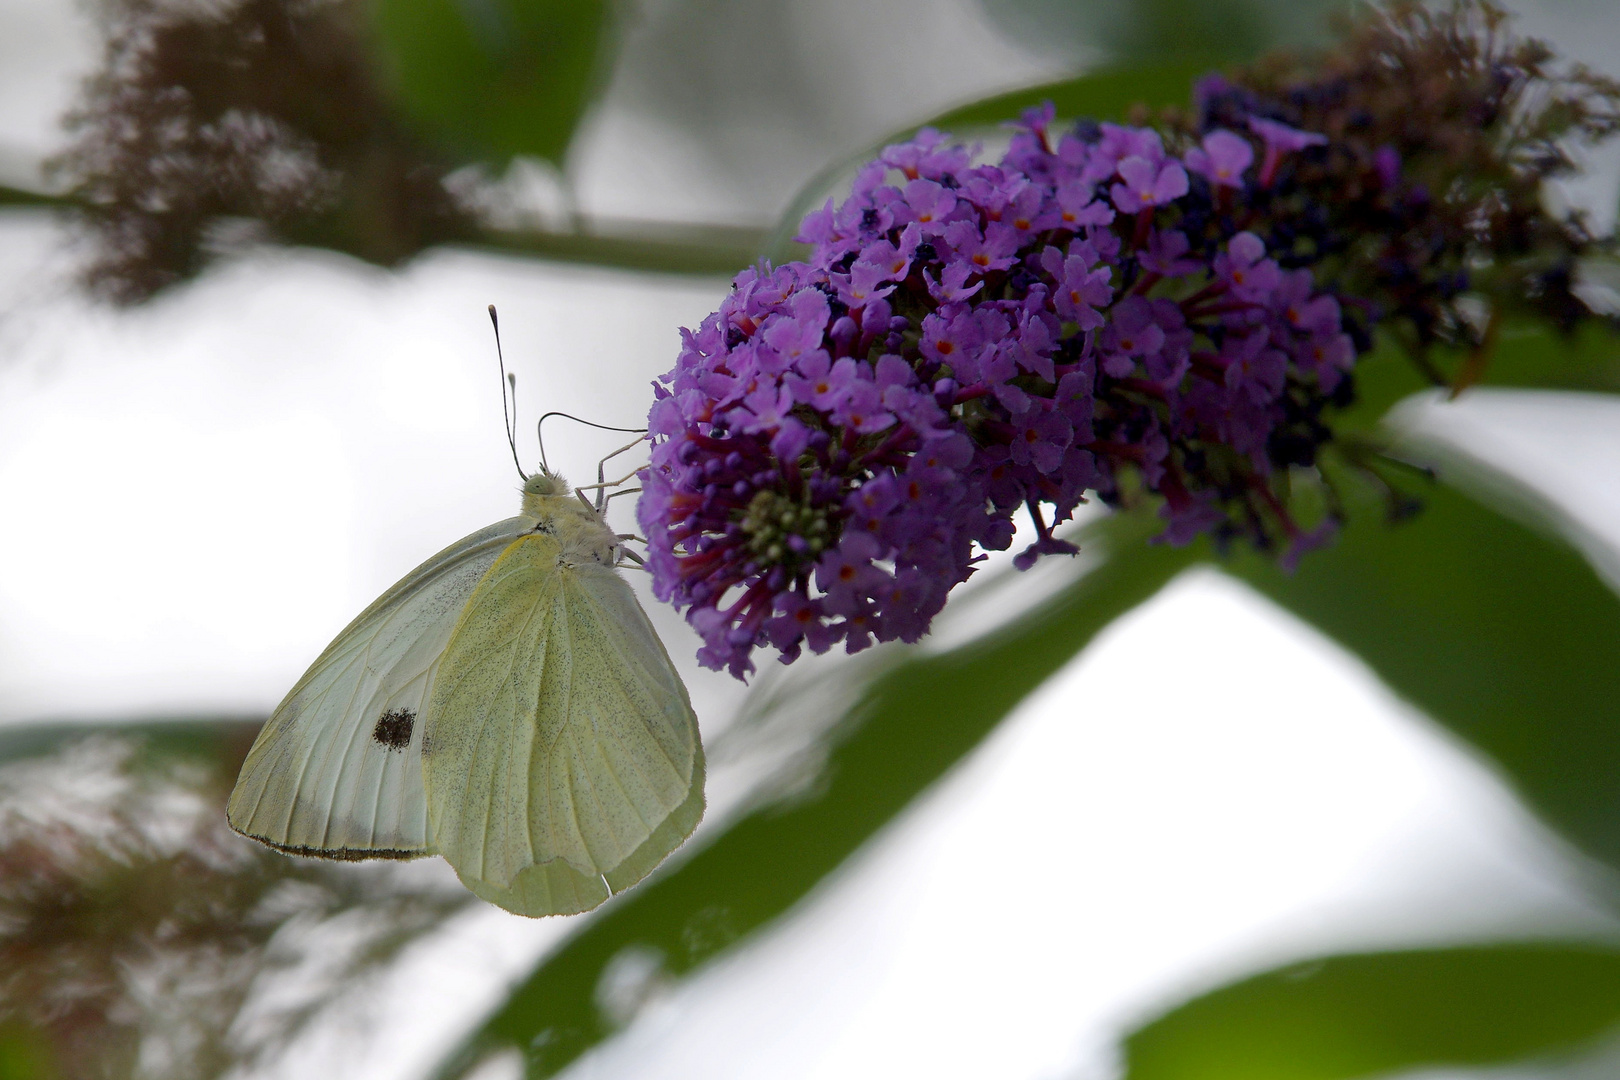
[
  {"x1": 435, "y1": 515, "x2": 1199, "y2": 1079},
  {"x1": 0, "y1": 717, "x2": 258, "y2": 769},
  {"x1": 1334, "y1": 323, "x2": 1620, "y2": 435},
  {"x1": 1480, "y1": 321, "x2": 1620, "y2": 394},
  {"x1": 468, "y1": 220, "x2": 766, "y2": 277},
  {"x1": 0, "y1": 186, "x2": 73, "y2": 210},
  {"x1": 1226, "y1": 460, "x2": 1620, "y2": 873},
  {"x1": 976, "y1": 0, "x2": 1343, "y2": 73},
  {"x1": 0, "y1": 1020, "x2": 56, "y2": 1080},
  {"x1": 927, "y1": 61, "x2": 1217, "y2": 134},
  {"x1": 369, "y1": 0, "x2": 614, "y2": 167},
  {"x1": 1124, "y1": 944, "x2": 1620, "y2": 1080}
]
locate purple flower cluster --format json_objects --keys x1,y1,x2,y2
[{"x1": 640, "y1": 105, "x2": 1359, "y2": 678}]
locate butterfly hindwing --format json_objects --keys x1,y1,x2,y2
[
  {"x1": 421, "y1": 532, "x2": 704, "y2": 916},
  {"x1": 227, "y1": 517, "x2": 532, "y2": 859}
]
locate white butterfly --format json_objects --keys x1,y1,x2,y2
[{"x1": 228, "y1": 325, "x2": 702, "y2": 917}]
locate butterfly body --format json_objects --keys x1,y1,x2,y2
[{"x1": 227, "y1": 469, "x2": 703, "y2": 916}]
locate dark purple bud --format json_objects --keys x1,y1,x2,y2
[
  {"x1": 830, "y1": 316, "x2": 859, "y2": 352},
  {"x1": 1373, "y1": 144, "x2": 1400, "y2": 188}
]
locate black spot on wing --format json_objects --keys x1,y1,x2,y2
[{"x1": 373, "y1": 708, "x2": 415, "y2": 750}]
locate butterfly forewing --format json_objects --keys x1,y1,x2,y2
[
  {"x1": 422, "y1": 531, "x2": 704, "y2": 917},
  {"x1": 227, "y1": 517, "x2": 532, "y2": 859}
]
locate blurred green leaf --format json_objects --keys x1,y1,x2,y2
[
  {"x1": 1334, "y1": 324, "x2": 1620, "y2": 436},
  {"x1": 1228, "y1": 460, "x2": 1620, "y2": 874},
  {"x1": 1124, "y1": 944, "x2": 1620, "y2": 1080},
  {"x1": 472, "y1": 220, "x2": 766, "y2": 277},
  {"x1": 0, "y1": 1020, "x2": 56, "y2": 1080},
  {"x1": 0, "y1": 186, "x2": 72, "y2": 210},
  {"x1": 0, "y1": 717, "x2": 258, "y2": 768},
  {"x1": 927, "y1": 62, "x2": 1215, "y2": 133},
  {"x1": 369, "y1": 0, "x2": 613, "y2": 167},
  {"x1": 977, "y1": 0, "x2": 1343, "y2": 73},
  {"x1": 436, "y1": 514, "x2": 1198, "y2": 1079},
  {"x1": 1481, "y1": 322, "x2": 1620, "y2": 395},
  {"x1": 948, "y1": 0, "x2": 1350, "y2": 133}
]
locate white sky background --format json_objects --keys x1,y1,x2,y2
[{"x1": 2, "y1": 2, "x2": 1620, "y2": 1080}]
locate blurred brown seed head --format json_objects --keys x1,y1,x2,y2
[
  {"x1": 0, "y1": 728, "x2": 469, "y2": 1080},
  {"x1": 1171, "y1": 0, "x2": 1620, "y2": 372},
  {"x1": 54, "y1": 0, "x2": 476, "y2": 304}
]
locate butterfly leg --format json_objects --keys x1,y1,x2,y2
[
  {"x1": 574, "y1": 471, "x2": 642, "y2": 513},
  {"x1": 592, "y1": 436, "x2": 648, "y2": 512},
  {"x1": 612, "y1": 530, "x2": 649, "y2": 570},
  {"x1": 575, "y1": 468, "x2": 641, "y2": 495}
]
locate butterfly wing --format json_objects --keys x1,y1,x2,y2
[
  {"x1": 422, "y1": 533, "x2": 704, "y2": 916},
  {"x1": 227, "y1": 517, "x2": 532, "y2": 859}
]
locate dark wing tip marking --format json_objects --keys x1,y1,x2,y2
[
  {"x1": 227, "y1": 820, "x2": 426, "y2": 861},
  {"x1": 373, "y1": 708, "x2": 416, "y2": 751}
]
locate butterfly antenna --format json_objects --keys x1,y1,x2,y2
[
  {"x1": 488, "y1": 305, "x2": 527, "y2": 482},
  {"x1": 536, "y1": 411, "x2": 646, "y2": 479}
]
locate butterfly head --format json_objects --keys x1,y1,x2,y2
[
  {"x1": 520, "y1": 467, "x2": 621, "y2": 563},
  {"x1": 521, "y1": 468, "x2": 570, "y2": 515},
  {"x1": 523, "y1": 469, "x2": 569, "y2": 498}
]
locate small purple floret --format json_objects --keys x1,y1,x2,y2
[
  {"x1": 1183, "y1": 129, "x2": 1254, "y2": 188},
  {"x1": 1111, "y1": 156, "x2": 1190, "y2": 212},
  {"x1": 1248, "y1": 116, "x2": 1329, "y2": 186}
]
